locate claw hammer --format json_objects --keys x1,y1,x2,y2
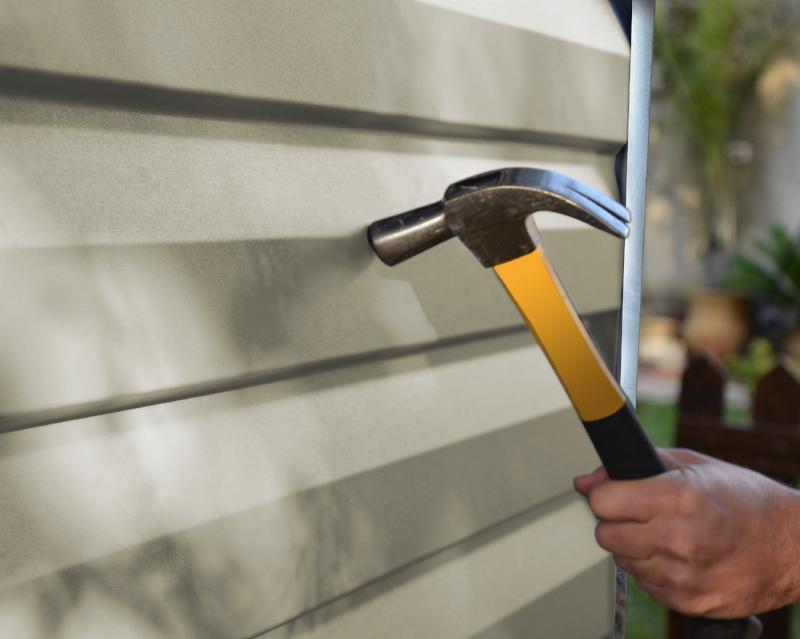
[{"x1": 367, "y1": 167, "x2": 761, "y2": 639}]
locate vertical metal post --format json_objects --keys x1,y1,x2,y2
[{"x1": 613, "y1": 0, "x2": 656, "y2": 637}]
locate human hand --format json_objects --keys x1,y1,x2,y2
[{"x1": 574, "y1": 448, "x2": 800, "y2": 618}]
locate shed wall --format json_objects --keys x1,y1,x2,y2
[{"x1": 0, "y1": 2, "x2": 629, "y2": 637}]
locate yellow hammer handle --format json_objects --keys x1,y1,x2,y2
[{"x1": 494, "y1": 249, "x2": 625, "y2": 422}]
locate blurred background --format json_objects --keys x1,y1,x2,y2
[{"x1": 630, "y1": 1, "x2": 800, "y2": 637}]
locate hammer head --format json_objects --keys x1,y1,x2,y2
[{"x1": 368, "y1": 167, "x2": 630, "y2": 267}]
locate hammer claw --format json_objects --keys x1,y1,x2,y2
[
  {"x1": 447, "y1": 168, "x2": 630, "y2": 224},
  {"x1": 558, "y1": 185, "x2": 630, "y2": 239},
  {"x1": 542, "y1": 171, "x2": 631, "y2": 224}
]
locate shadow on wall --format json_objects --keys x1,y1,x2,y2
[
  {"x1": 0, "y1": 225, "x2": 561, "y2": 639},
  {"x1": 0, "y1": 226, "x2": 525, "y2": 426},
  {"x1": 0, "y1": 391, "x2": 585, "y2": 637}
]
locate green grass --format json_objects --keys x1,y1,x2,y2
[
  {"x1": 627, "y1": 400, "x2": 800, "y2": 638},
  {"x1": 626, "y1": 578, "x2": 668, "y2": 639},
  {"x1": 636, "y1": 401, "x2": 677, "y2": 449}
]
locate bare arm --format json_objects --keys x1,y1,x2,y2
[{"x1": 574, "y1": 448, "x2": 800, "y2": 618}]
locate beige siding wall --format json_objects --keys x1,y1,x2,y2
[{"x1": 0, "y1": 2, "x2": 629, "y2": 637}]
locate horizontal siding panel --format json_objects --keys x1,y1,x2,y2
[
  {"x1": 0, "y1": 95, "x2": 623, "y2": 417},
  {"x1": 0, "y1": 332, "x2": 606, "y2": 636},
  {"x1": 0, "y1": 497, "x2": 608, "y2": 639},
  {"x1": 467, "y1": 561, "x2": 611, "y2": 639},
  {"x1": 260, "y1": 498, "x2": 608, "y2": 639},
  {"x1": 0, "y1": 94, "x2": 620, "y2": 247},
  {"x1": 0, "y1": 1, "x2": 628, "y2": 143}
]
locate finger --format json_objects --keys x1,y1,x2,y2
[
  {"x1": 616, "y1": 555, "x2": 707, "y2": 602},
  {"x1": 635, "y1": 580, "x2": 718, "y2": 618},
  {"x1": 595, "y1": 521, "x2": 658, "y2": 560},
  {"x1": 614, "y1": 555, "x2": 678, "y2": 588},
  {"x1": 573, "y1": 466, "x2": 609, "y2": 495},
  {"x1": 635, "y1": 577, "x2": 666, "y2": 593},
  {"x1": 586, "y1": 474, "x2": 678, "y2": 522},
  {"x1": 634, "y1": 578, "x2": 672, "y2": 607}
]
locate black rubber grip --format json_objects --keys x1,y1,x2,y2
[
  {"x1": 686, "y1": 616, "x2": 763, "y2": 639},
  {"x1": 582, "y1": 402, "x2": 666, "y2": 480}
]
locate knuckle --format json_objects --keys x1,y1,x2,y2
[
  {"x1": 659, "y1": 476, "x2": 683, "y2": 504},
  {"x1": 678, "y1": 594, "x2": 715, "y2": 617},
  {"x1": 660, "y1": 526, "x2": 687, "y2": 556},
  {"x1": 676, "y1": 598, "x2": 702, "y2": 616},
  {"x1": 595, "y1": 523, "x2": 614, "y2": 550},
  {"x1": 661, "y1": 525, "x2": 715, "y2": 563},
  {"x1": 666, "y1": 565, "x2": 696, "y2": 591},
  {"x1": 676, "y1": 485, "x2": 702, "y2": 515},
  {"x1": 689, "y1": 534, "x2": 713, "y2": 562},
  {"x1": 698, "y1": 593, "x2": 722, "y2": 616},
  {"x1": 588, "y1": 489, "x2": 609, "y2": 517},
  {"x1": 669, "y1": 529, "x2": 697, "y2": 560}
]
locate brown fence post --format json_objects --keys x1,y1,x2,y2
[
  {"x1": 753, "y1": 362, "x2": 800, "y2": 428},
  {"x1": 749, "y1": 362, "x2": 800, "y2": 639},
  {"x1": 678, "y1": 353, "x2": 725, "y2": 420}
]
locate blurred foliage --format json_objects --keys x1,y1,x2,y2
[
  {"x1": 725, "y1": 337, "x2": 776, "y2": 392},
  {"x1": 726, "y1": 226, "x2": 800, "y2": 308},
  {"x1": 654, "y1": 0, "x2": 795, "y2": 240}
]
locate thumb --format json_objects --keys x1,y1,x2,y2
[{"x1": 573, "y1": 465, "x2": 610, "y2": 496}]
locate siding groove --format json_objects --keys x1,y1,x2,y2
[
  {"x1": 0, "y1": 68, "x2": 622, "y2": 154},
  {"x1": 0, "y1": 324, "x2": 524, "y2": 434},
  {"x1": 247, "y1": 490, "x2": 584, "y2": 639},
  {"x1": 254, "y1": 496, "x2": 608, "y2": 639},
  {"x1": 0, "y1": 311, "x2": 619, "y2": 435},
  {"x1": 0, "y1": 1, "x2": 628, "y2": 142}
]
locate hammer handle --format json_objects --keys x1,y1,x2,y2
[
  {"x1": 582, "y1": 403, "x2": 665, "y2": 478},
  {"x1": 494, "y1": 249, "x2": 664, "y2": 478},
  {"x1": 494, "y1": 249, "x2": 760, "y2": 638}
]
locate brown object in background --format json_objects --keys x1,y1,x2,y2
[
  {"x1": 682, "y1": 291, "x2": 750, "y2": 360},
  {"x1": 785, "y1": 330, "x2": 800, "y2": 363},
  {"x1": 678, "y1": 353, "x2": 725, "y2": 419},
  {"x1": 670, "y1": 354, "x2": 800, "y2": 639},
  {"x1": 754, "y1": 363, "x2": 800, "y2": 427}
]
